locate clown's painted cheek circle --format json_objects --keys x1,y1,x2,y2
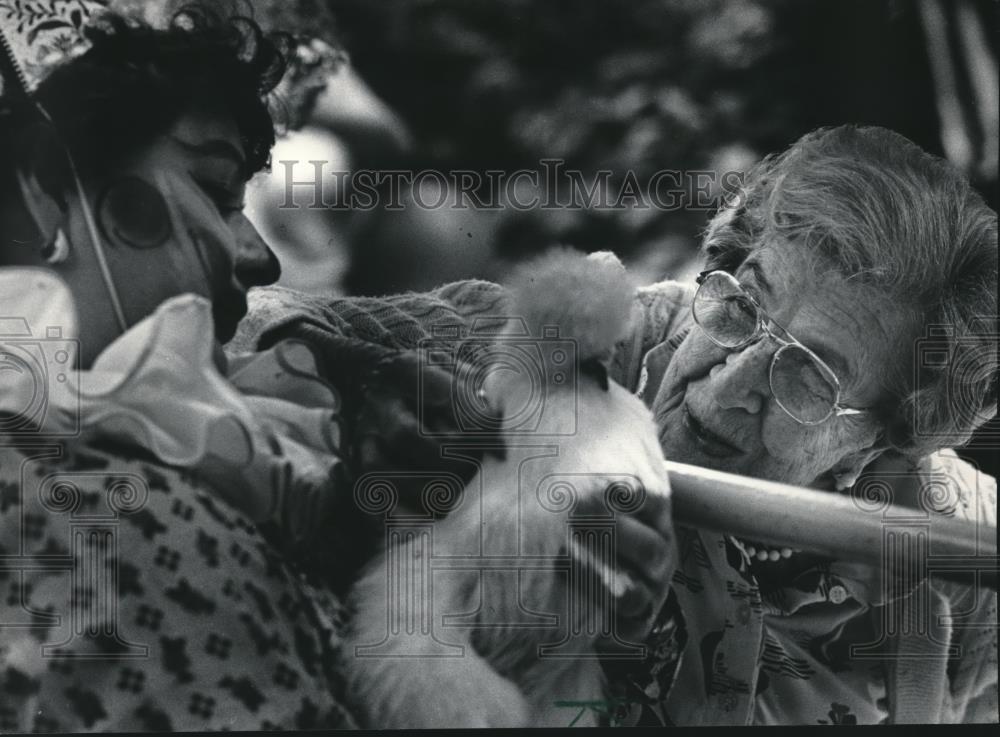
[{"x1": 97, "y1": 176, "x2": 173, "y2": 250}]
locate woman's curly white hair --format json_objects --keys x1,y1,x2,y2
[{"x1": 700, "y1": 124, "x2": 997, "y2": 459}]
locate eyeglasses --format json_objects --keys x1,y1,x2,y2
[{"x1": 692, "y1": 270, "x2": 867, "y2": 426}]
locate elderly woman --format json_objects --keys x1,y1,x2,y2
[{"x1": 235, "y1": 124, "x2": 998, "y2": 725}]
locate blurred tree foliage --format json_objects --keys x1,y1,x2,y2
[
  {"x1": 324, "y1": 0, "x2": 779, "y2": 263},
  {"x1": 313, "y1": 1, "x2": 990, "y2": 261},
  {"x1": 122, "y1": 0, "x2": 996, "y2": 268}
]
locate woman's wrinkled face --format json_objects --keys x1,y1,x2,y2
[
  {"x1": 58, "y1": 107, "x2": 279, "y2": 364},
  {"x1": 653, "y1": 240, "x2": 918, "y2": 487}
]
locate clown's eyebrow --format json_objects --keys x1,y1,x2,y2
[{"x1": 170, "y1": 136, "x2": 247, "y2": 176}]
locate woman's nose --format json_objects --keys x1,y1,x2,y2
[
  {"x1": 707, "y1": 339, "x2": 773, "y2": 415},
  {"x1": 232, "y1": 213, "x2": 281, "y2": 288}
]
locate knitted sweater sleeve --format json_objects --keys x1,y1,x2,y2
[
  {"x1": 228, "y1": 281, "x2": 512, "y2": 355},
  {"x1": 229, "y1": 279, "x2": 695, "y2": 382}
]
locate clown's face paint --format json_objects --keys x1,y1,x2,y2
[{"x1": 56, "y1": 107, "x2": 279, "y2": 365}]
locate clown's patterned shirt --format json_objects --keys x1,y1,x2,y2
[
  {"x1": 0, "y1": 443, "x2": 357, "y2": 731},
  {"x1": 0, "y1": 275, "x2": 361, "y2": 731}
]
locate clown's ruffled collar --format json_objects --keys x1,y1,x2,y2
[{"x1": 0, "y1": 266, "x2": 346, "y2": 548}]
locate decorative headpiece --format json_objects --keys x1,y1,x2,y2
[
  {"x1": 0, "y1": 0, "x2": 108, "y2": 102},
  {"x1": 1, "y1": 1, "x2": 128, "y2": 332}
]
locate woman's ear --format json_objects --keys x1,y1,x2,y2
[{"x1": 830, "y1": 445, "x2": 889, "y2": 491}]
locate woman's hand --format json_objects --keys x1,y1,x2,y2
[
  {"x1": 572, "y1": 486, "x2": 676, "y2": 647},
  {"x1": 612, "y1": 490, "x2": 676, "y2": 641}
]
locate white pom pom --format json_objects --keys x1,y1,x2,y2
[{"x1": 503, "y1": 247, "x2": 636, "y2": 362}]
